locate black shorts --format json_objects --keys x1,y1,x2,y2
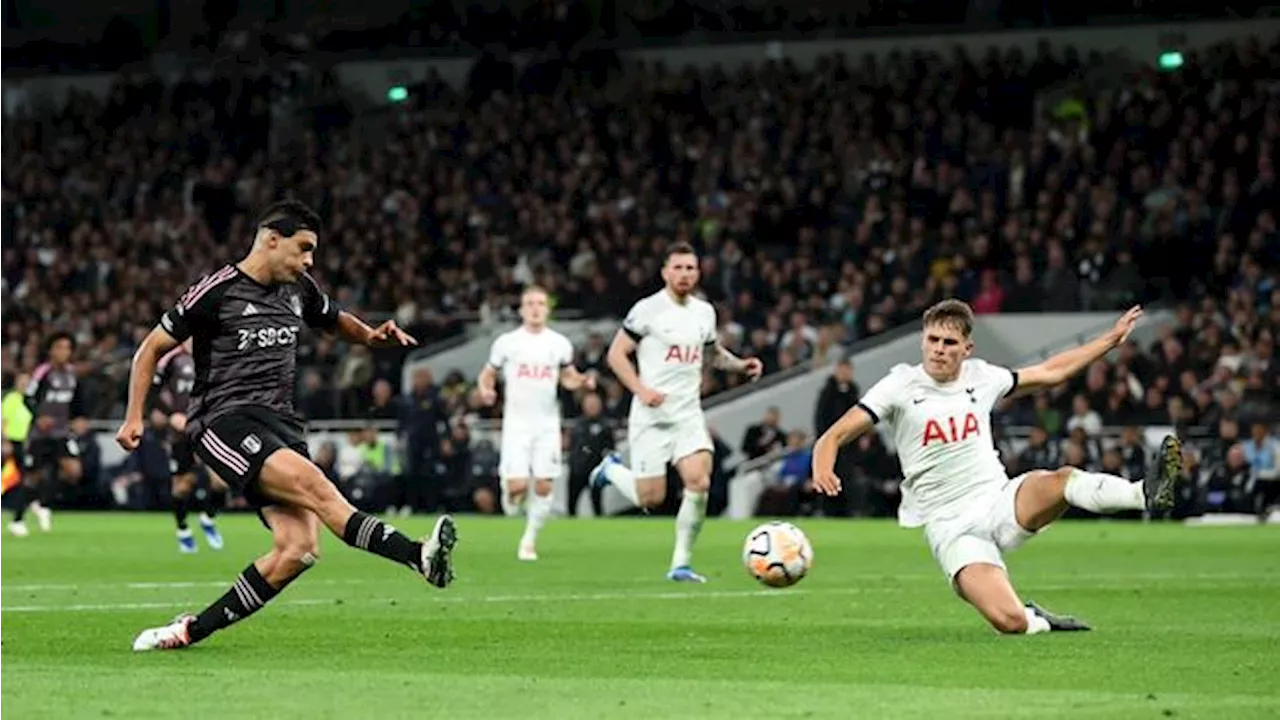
[
  {"x1": 22, "y1": 437, "x2": 81, "y2": 472},
  {"x1": 169, "y1": 434, "x2": 199, "y2": 476},
  {"x1": 190, "y1": 408, "x2": 310, "y2": 510}
]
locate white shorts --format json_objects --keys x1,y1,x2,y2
[
  {"x1": 924, "y1": 474, "x2": 1037, "y2": 584},
  {"x1": 628, "y1": 417, "x2": 713, "y2": 479},
  {"x1": 499, "y1": 429, "x2": 562, "y2": 480}
]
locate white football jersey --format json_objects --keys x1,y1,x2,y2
[
  {"x1": 622, "y1": 290, "x2": 718, "y2": 426},
  {"x1": 857, "y1": 358, "x2": 1017, "y2": 527},
  {"x1": 487, "y1": 326, "x2": 575, "y2": 432}
]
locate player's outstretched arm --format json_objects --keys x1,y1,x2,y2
[
  {"x1": 334, "y1": 311, "x2": 418, "y2": 348},
  {"x1": 1010, "y1": 305, "x2": 1143, "y2": 399},
  {"x1": 117, "y1": 326, "x2": 181, "y2": 451},
  {"x1": 810, "y1": 405, "x2": 876, "y2": 496}
]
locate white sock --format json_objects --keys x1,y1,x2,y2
[
  {"x1": 603, "y1": 463, "x2": 641, "y2": 506},
  {"x1": 670, "y1": 490, "x2": 708, "y2": 570},
  {"x1": 1023, "y1": 606, "x2": 1051, "y2": 634},
  {"x1": 1064, "y1": 469, "x2": 1145, "y2": 513},
  {"x1": 522, "y1": 492, "x2": 553, "y2": 546}
]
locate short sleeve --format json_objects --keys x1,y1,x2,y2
[
  {"x1": 972, "y1": 359, "x2": 1018, "y2": 400},
  {"x1": 702, "y1": 304, "x2": 718, "y2": 346},
  {"x1": 487, "y1": 334, "x2": 508, "y2": 370},
  {"x1": 160, "y1": 269, "x2": 229, "y2": 341},
  {"x1": 856, "y1": 369, "x2": 905, "y2": 426},
  {"x1": 622, "y1": 300, "x2": 650, "y2": 341},
  {"x1": 300, "y1": 273, "x2": 340, "y2": 330}
]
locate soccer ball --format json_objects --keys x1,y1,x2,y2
[{"x1": 742, "y1": 522, "x2": 814, "y2": 588}]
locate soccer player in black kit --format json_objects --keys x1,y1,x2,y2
[
  {"x1": 11, "y1": 332, "x2": 86, "y2": 536},
  {"x1": 153, "y1": 339, "x2": 228, "y2": 553},
  {"x1": 118, "y1": 200, "x2": 458, "y2": 651}
]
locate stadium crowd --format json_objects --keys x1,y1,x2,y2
[{"x1": 2, "y1": 33, "x2": 1277, "y2": 518}]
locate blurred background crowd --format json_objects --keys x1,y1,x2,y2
[{"x1": 2, "y1": 0, "x2": 1277, "y2": 520}]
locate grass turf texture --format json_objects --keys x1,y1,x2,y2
[{"x1": 2, "y1": 514, "x2": 1277, "y2": 719}]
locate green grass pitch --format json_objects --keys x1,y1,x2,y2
[{"x1": 2, "y1": 514, "x2": 1278, "y2": 719}]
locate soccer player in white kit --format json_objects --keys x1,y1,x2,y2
[
  {"x1": 590, "y1": 243, "x2": 763, "y2": 582},
  {"x1": 812, "y1": 299, "x2": 1186, "y2": 634},
  {"x1": 478, "y1": 286, "x2": 595, "y2": 561}
]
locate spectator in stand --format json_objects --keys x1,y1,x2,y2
[
  {"x1": 970, "y1": 270, "x2": 1005, "y2": 315},
  {"x1": 849, "y1": 432, "x2": 902, "y2": 518},
  {"x1": 741, "y1": 407, "x2": 786, "y2": 462},
  {"x1": 393, "y1": 369, "x2": 446, "y2": 514},
  {"x1": 366, "y1": 379, "x2": 402, "y2": 421},
  {"x1": 707, "y1": 426, "x2": 734, "y2": 518},
  {"x1": 576, "y1": 332, "x2": 609, "y2": 378},
  {"x1": 1017, "y1": 425, "x2": 1061, "y2": 475},
  {"x1": 566, "y1": 392, "x2": 614, "y2": 517},
  {"x1": 755, "y1": 430, "x2": 814, "y2": 517},
  {"x1": 1242, "y1": 422, "x2": 1279, "y2": 486},
  {"x1": 1032, "y1": 394, "x2": 1064, "y2": 436},
  {"x1": 1116, "y1": 427, "x2": 1149, "y2": 481},
  {"x1": 814, "y1": 359, "x2": 859, "y2": 438},
  {"x1": 1066, "y1": 394, "x2": 1103, "y2": 437},
  {"x1": 1200, "y1": 443, "x2": 1258, "y2": 515},
  {"x1": 299, "y1": 369, "x2": 338, "y2": 420},
  {"x1": 314, "y1": 441, "x2": 341, "y2": 486}
]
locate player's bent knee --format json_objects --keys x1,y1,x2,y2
[
  {"x1": 533, "y1": 479, "x2": 553, "y2": 496},
  {"x1": 682, "y1": 475, "x2": 710, "y2": 493}
]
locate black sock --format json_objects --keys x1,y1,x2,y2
[
  {"x1": 204, "y1": 488, "x2": 226, "y2": 519},
  {"x1": 173, "y1": 494, "x2": 190, "y2": 531},
  {"x1": 342, "y1": 511, "x2": 423, "y2": 572},
  {"x1": 12, "y1": 485, "x2": 29, "y2": 522},
  {"x1": 188, "y1": 564, "x2": 281, "y2": 644}
]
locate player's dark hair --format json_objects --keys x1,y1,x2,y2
[
  {"x1": 256, "y1": 200, "x2": 322, "y2": 239},
  {"x1": 922, "y1": 299, "x2": 975, "y2": 337},
  {"x1": 45, "y1": 331, "x2": 76, "y2": 356},
  {"x1": 664, "y1": 241, "x2": 697, "y2": 264}
]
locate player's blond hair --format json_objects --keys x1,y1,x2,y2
[
  {"x1": 522, "y1": 285, "x2": 549, "y2": 300},
  {"x1": 922, "y1": 299, "x2": 975, "y2": 338}
]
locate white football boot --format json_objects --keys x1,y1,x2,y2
[{"x1": 132, "y1": 614, "x2": 195, "y2": 652}]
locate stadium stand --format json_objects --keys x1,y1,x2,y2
[{"x1": 2, "y1": 14, "x2": 1276, "y2": 519}]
